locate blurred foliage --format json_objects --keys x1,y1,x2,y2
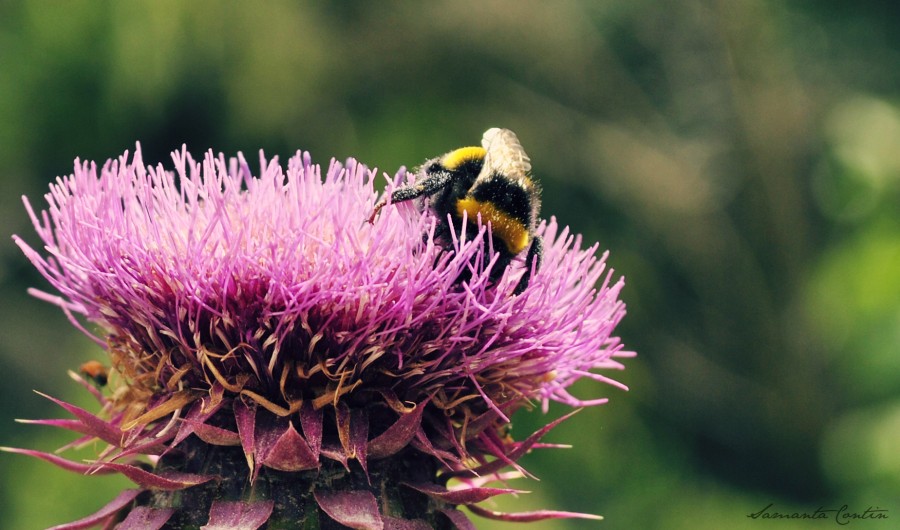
[{"x1": 1, "y1": 0, "x2": 899, "y2": 528}]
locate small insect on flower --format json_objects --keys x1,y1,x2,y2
[
  {"x1": 369, "y1": 128, "x2": 543, "y2": 295},
  {"x1": 79, "y1": 360, "x2": 109, "y2": 387}
]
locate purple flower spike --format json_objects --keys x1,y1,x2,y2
[{"x1": 8, "y1": 137, "x2": 632, "y2": 527}]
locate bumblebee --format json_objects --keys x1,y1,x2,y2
[
  {"x1": 369, "y1": 128, "x2": 542, "y2": 294},
  {"x1": 79, "y1": 360, "x2": 109, "y2": 387}
]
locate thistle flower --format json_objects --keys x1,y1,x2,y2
[{"x1": 4, "y1": 141, "x2": 631, "y2": 529}]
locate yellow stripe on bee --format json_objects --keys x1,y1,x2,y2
[
  {"x1": 456, "y1": 197, "x2": 530, "y2": 254},
  {"x1": 441, "y1": 146, "x2": 486, "y2": 171}
]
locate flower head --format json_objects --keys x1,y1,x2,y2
[{"x1": 6, "y1": 142, "x2": 631, "y2": 528}]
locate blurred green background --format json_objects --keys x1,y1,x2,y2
[{"x1": 1, "y1": 1, "x2": 898, "y2": 529}]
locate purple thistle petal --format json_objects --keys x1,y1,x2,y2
[
  {"x1": 0, "y1": 446, "x2": 117, "y2": 474},
  {"x1": 410, "y1": 428, "x2": 461, "y2": 468},
  {"x1": 351, "y1": 409, "x2": 370, "y2": 478},
  {"x1": 116, "y1": 506, "x2": 175, "y2": 530},
  {"x1": 368, "y1": 400, "x2": 426, "y2": 460},
  {"x1": 96, "y1": 462, "x2": 216, "y2": 490},
  {"x1": 438, "y1": 509, "x2": 477, "y2": 530},
  {"x1": 46, "y1": 489, "x2": 141, "y2": 530},
  {"x1": 298, "y1": 401, "x2": 323, "y2": 459},
  {"x1": 466, "y1": 504, "x2": 604, "y2": 522},
  {"x1": 471, "y1": 430, "x2": 529, "y2": 478},
  {"x1": 15, "y1": 417, "x2": 99, "y2": 437},
  {"x1": 233, "y1": 398, "x2": 257, "y2": 479},
  {"x1": 335, "y1": 402, "x2": 370, "y2": 479},
  {"x1": 35, "y1": 391, "x2": 122, "y2": 446},
  {"x1": 458, "y1": 470, "x2": 525, "y2": 489},
  {"x1": 320, "y1": 442, "x2": 350, "y2": 469},
  {"x1": 170, "y1": 397, "x2": 226, "y2": 449},
  {"x1": 185, "y1": 420, "x2": 242, "y2": 447},
  {"x1": 457, "y1": 407, "x2": 504, "y2": 441},
  {"x1": 257, "y1": 417, "x2": 318, "y2": 472},
  {"x1": 110, "y1": 438, "x2": 170, "y2": 462},
  {"x1": 401, "y1": 482, "x2": 526, "y2": 504},
  {"x1": 443, "y1": 409, "x2": 581, "y2": 480},
  {"x1": 314, "y1": 490, "x2": 384, "y2": 530},
  {"x1": 112, "y1": 420, "x2": 180, "y2": 459},
  {"x1": 201, "y1": 500, "x2": 275, "y2": 530},
  {"x1": 334, "y1": 403, "x2": 352, "y2": 458}
]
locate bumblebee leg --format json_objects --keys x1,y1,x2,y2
[
  {"x1": 391, "y1": 169, "x2": 455, "y2": 202},
  {"x1": 513, "y1": 235, "x2": 543, "y2": 295},
  {"x1": 367, "y1": 169, "x2": 456, "y2": 224},
  {"x1": 366, "y1": 200, "x2": 388, "y2": 224}
]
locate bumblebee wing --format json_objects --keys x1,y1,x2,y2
[{"x1": 479, "y1": 128, "x2": 532, "y2": 183}]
